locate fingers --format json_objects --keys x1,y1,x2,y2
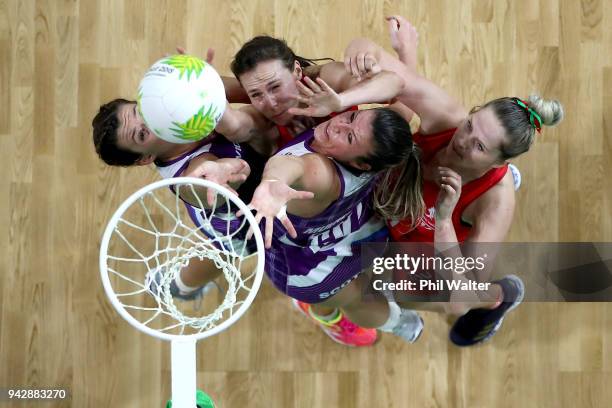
[
  {"x1": 265, "y1": 216, "x2": 273, "y2": 248},
  {"x1": 346, "y1": 53, "x2": 379, "y2": 79},
  {"x1": 438, "y1": 166, "x2": 461, "y2": 180},
  {"x1": 316, "y1": 77, "x2": 334, "y2": 93},
  {"x1": 206, "y1": 188, "x2": 217, "y2": 206},
  {"x1": 349, "y1": 56, "x2": 361, "y2": 79},
  {"x1": 235, "y1": 202, "x2": 252, "y2": 218},
  {"x1": 343, "y1": 55, "x2": 352, "y2": 75},
  {"x1": 205, "y1": 48, "x2": 215, "y2": 63},
  {"x1": 287, "y1": 107, "x2": 313, "y2": 116},
  {"x1": 386, "y1": 16, "x2": 400, "y2": 33},
  {"x1": 440, "y1": 183, "x2": 458, "y2": 196},
  {"x1": 354, "y1": 53, "x2": 365, "y2": 76},
  {"x1": 394, "y1": 15, "x2": 410, "y2": 27},
  {"x1": 302, "y1": 76, "x2": 322, "y2": 93},
  {"x1": 296, "y1": 80, "x2": 315, "y2": 97},
  {"x1": 279, "y1": 215, "x2": 298, "y2": 239},
  {"x1": 230, "y1": 158, "x2": 248, "y2": 172},
  {"x1": 245, "y1": 210, "x2": 262, "y2": 240},
  {"x1": 386, "y1": 15, "x2": 407, "y2": 27},
  {"x1": 227, "y1": 173, "x2": 248, "y2": 183},
  {"x1": 291, "y1": 189, "x2": 315, "y2": 200},
  {"x1": 364, "y1": 55, "x2": 381, "y2": 75}
]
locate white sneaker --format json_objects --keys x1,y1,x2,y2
[{"x1": 390, "y1": 308, "x2": 424, "y2": 343}]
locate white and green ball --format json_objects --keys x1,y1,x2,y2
[{"x1": 137, "y1": 54, "x2": 226, "y2": 144}]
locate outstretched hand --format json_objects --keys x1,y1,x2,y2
[
  {"x1": 386, "y1": 16, "x2": 419, "y2": 66},
  {"x1": 237, "y1": 179, "x2": 314, "y2": 248},
  {"x1": 287, "y1": 76, "x2": 343, "y2": 117},
  {"x1": 184, "y1": 159, "x2": 249, "y2": 205}
]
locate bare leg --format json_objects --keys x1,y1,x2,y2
[
  {"x1": 179, "y1": 257, "x2": 223, "y2": 287},
  {"x1": 315, "y1": 274, "x2": 391, "y2": 328},
  {"x1": 178, "y1": 252, "x2": 258, "y2": 288}
]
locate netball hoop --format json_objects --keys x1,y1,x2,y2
[{"x1": 99, "y1": 177, "x2": 265, "y2": 407}]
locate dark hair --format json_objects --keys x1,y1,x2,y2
[
  {"x1": 473, "y1": 94, "x2": 564, "y2": 160},
  {"x1": 230, "y1": 35, "x2": 332, "y2": 79},
  {"x1": 361, "y1": 108, "x2": 424, "y2": 222},
  {"x1": 92, "y1": 98, "x2": 142, "y2": 166}
]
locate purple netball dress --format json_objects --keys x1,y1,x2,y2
[{"x1": 265, "y1": 129, "x2": 388, "y2": 303}]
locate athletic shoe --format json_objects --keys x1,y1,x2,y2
[
  {"x1": 508, "y1": 163, "x2": 521, "y2": 191},
  {"x1": 166, "y1": 389, "x2": 215, "y2": 408},
  {"x1": 145, "y1": 267, "x2": 217, "y2": 301},
  {"x1": 292, "y1": 299, "x2": 378, "y2": 347},
  {"x1": 449, "y1": 275, "x2": 525, "y2": 346},
  {"x1": 390, "y1": 308, "x2": 424, "y2": 343}
]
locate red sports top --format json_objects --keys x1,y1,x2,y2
[{"x1": 388, "y1": 128, "x2": 508, "y2": 243}]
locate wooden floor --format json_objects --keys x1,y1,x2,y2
[{"x1": 1, "y1": 0, "x2": 611, "y2": 406}]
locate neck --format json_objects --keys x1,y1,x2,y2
[
  {"x1": 155, "y1": 141, "x2": 201, "y2": 162},
  {"x1": 432, "y1": 148, "x2": 490, "y2": 184}
]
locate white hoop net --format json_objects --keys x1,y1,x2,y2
[{"x1": 99, "y1": 177, "x2": 265, "y2": 342}]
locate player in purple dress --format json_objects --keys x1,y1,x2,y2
[
  {"x1": 92, "y1": 97, "x2": 266, "y2": 299},
  {"x1": 240, "y1": 103, "x2": 425, "y2": 346}
]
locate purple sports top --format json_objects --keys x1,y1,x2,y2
[
  {"x1": 265, "y1": 129, "x2": 388, "y2": 303},
  {"x1": 154, "y1": 133, "x2": 259, "y2": 249}
]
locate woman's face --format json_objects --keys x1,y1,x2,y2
[
  {"x1": 311, "y1": 109, "x2": 376, "y2": 170},
  {"x1": 447, "y1": 107, "x2": 507, "y2": 170},
  {"x1": 115, "y1": 102, "x2": 167, "y2": 162},
  {"x1": 239, "y1": 59, "x2": 302, "y2": 126}
]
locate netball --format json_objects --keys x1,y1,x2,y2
[{"x1": 137, "y1": 54, "x2": 226, "y2": 144}]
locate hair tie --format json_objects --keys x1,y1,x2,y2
[{"x1": 514, "y1": 98, "x2": 542, "y2": 133}]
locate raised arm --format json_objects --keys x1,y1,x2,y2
[
  {"x1": 178, "y1": 153, "x2": 250, "y2": 206},
  {"x1": 288, "y1": 65, "x2": 404, "y2": 118},
  {"x1": 241, "y1": 153, "x2": 339, "y2": 247},
  {"x1": 343, "y1": 20, "x2": 468, "y2": 134},
  {"x1": 433, "y1": 167, "x2": 515, "y2": 314},
  {"x1": 214, "y1": 103, "x2": 272, "y2": 143}
]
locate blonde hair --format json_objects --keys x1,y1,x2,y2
[
  {"x1": 373, "y1": 147, "x2": 424, "y2": 227},
  {"x1": 475, "y1": 94, "x2": 564, "y2": 159}
]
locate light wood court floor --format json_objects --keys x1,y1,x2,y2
[{"x1": 1, "y1": 0, "x2": 610, "y2": 407}]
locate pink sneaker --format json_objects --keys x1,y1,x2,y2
[{"x1": 292, "y1": 299, "x2": 377, "y2": 347}]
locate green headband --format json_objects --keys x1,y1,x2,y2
[{"x1": 515, "y1": 98, "x2": 542, "y2": 133}]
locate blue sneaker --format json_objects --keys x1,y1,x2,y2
[
  {"x1": 449, "y1": 275, "x2": 524, "y2": 346},
  {"x1": 145, "y1": 267, "x2": 217, "y2": 301}
]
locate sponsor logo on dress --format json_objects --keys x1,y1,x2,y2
[{"x1": 419, "y1": 207, "x2": 436, "y2": 231}]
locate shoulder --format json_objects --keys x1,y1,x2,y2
[
  {"x1": 303, "y1": 64, "x2": 323, "y2": 79},
  {"x1": 238, "y1": 104, "x2": 274, "y2": 128},
  {"x1": 300, "y1": 153, "x2": 341, "y2": 197},
  {"x1": 316, "y1": 62, "x2": 354, "y2": 91},
  {"x1": 464, "y1": 169, "x2": 516, "y2": 242}
]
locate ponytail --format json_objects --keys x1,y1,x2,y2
[{"x1": 373, "y1": 147, "x2": 424, "y2": 224}]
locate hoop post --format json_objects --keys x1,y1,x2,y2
[{"x1": 171, "y1": 337, "x2": 197, "y2": 408}]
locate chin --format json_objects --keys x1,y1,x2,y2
[{"x1": 274, "y1": 115, "x2": 293, "y2": 126}]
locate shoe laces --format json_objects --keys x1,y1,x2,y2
[{"x1": 336, "y1": 316, "x2": 359, "y2": 333}]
